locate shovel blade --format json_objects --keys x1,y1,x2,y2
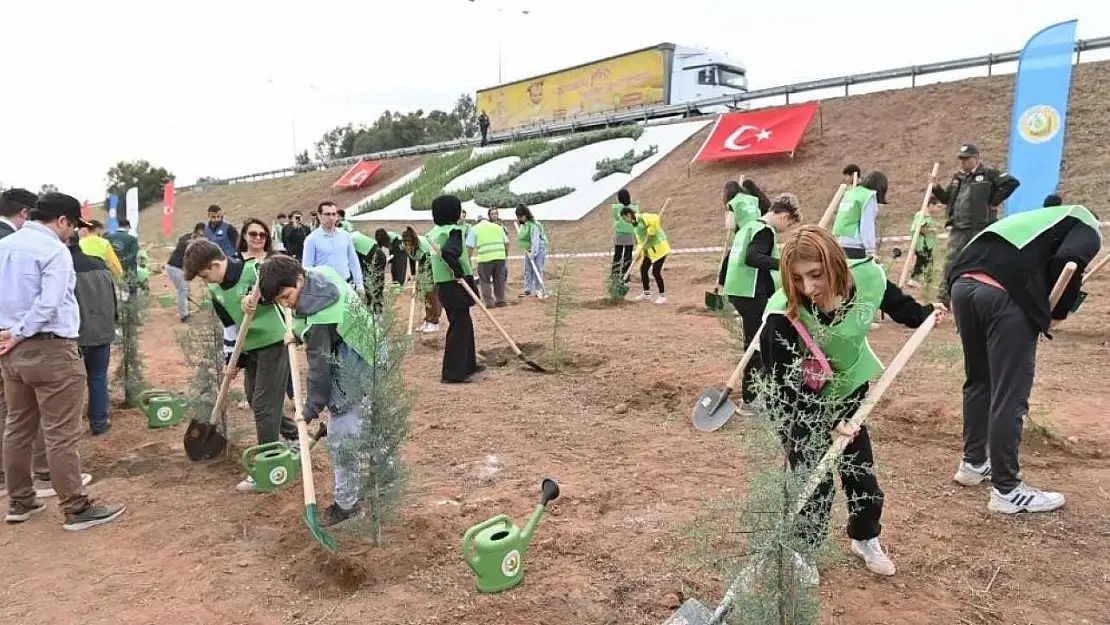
[
  {"x1": 704, "y1": 291, "x2": 724, "y2": 311},
  {"x1": 518, "y1": 354, "x2": 549, "y2": 373},
  {"x1": 691, "y1": 388, "x2": 737, "y2": 432},
  {"x1": 663, "y1": 598, "x2": 713, "y2": 625},
  {"x1": 183, "y1": 419, "x2": 227, "y2": 461}
]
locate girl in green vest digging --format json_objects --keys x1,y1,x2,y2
[
  {"x1": 832, "y1": 171, "x2": 887, "y2": 260},
  {"x1": 622, "y1": 207, "x2": 671, "y2": 304},
  {"x1": 402, "y1": 227, "x2": 442, "y2": 333},
  {"x1": 257, "y1": 255, "x2": 383, "y2": 527},
  {"x1": 946, "y1": 204, "x2": 1101, "y2": 515},
  {"x1": 515, "y1": 204, "x2": 548, "y2": 299},
  {"x1": 716, "y1": 193, "x2": 802, "y2": 409},
  {"x1": 758, "y1": 225, "x2": 945, "y2": 582},
  {"x1": 612, "y1": 188, "x2": 638, "y2": 279}
]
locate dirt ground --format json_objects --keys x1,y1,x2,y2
[{"x1": 1, "y1": 243, "x2": 1108, "y2": 625}]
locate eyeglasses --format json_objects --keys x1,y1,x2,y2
[
  {"x1": 321, "y1": 212, "x2": 338, "y2": 217},
  {"x1": 246, "y1": 230, "x2": 267, "y2": 239}
]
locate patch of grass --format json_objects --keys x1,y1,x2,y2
[{"x1": 593, "y1": 145, "x2": 658, "y2": 181}]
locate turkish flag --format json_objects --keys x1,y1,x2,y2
[
  {"x1": 332, "y1": 160, "x2": 382, "y2": 190},
  {"x1": 693, "y1": 102, "x2": 819, "y2": 163},
  {"x1": 162, "y1": 180, "x2": 175, "y2": 238},
  {"x1": 81, "y1": 200, "x2": 91, "y2": 221}
]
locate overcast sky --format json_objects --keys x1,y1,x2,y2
[{"x1": 2, "y1": 0, "x2": 1109, "y2": 201}]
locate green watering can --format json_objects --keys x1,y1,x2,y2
[
  {"x1": 240, "y1": 424, "x2": 328, "y2": 494},
  {"x1": 139, "y1": 389, "x2": 189, "y2": 429},
  {"x1": 158, "y1": 294, "x2": 175, "y2": 308},
  {"x1": 462, "y1": 478, "x2": 560, "y2": 593}
]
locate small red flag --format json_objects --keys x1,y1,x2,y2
[
  {"x1": 81, "y1": 200, "x2": 91, "y2": 221},
  {"x1": 693, "y1": 102, "x2": 819, "y2": 163},
  {"x1": 162, "y1": 181, "x2": 175, "y2": 238}
]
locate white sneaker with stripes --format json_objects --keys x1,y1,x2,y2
[
  {"x1": 988, "y1": 482, "x2": 1065, "y2": 514},
  {"x1": 953, "y1": 460, "x2": 991, "y2": 486}
]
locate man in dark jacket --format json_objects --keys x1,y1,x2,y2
[
  {"x1": 281, "y1": 210, "x2": 311, "y2": 260},
  {"x1": 478, "y1": 111, "x2": 490, "y2": 146},
  {"x1": 931, "y1": 143, "x2": 1020, "y2": 304},
  {"x1": 68, "y1": 236, "x2": 118, "y2": 435}
]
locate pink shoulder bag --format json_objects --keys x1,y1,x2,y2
[{"x1": 788, "y1": 316, "x2": 834, "y2": 392}]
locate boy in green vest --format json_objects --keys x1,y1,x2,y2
[
  {"x1": 947, "y1": 204, "x2": 1101, "y2": 515},
  {"x1": 257, "y1": 255, "x2": 382, "y2": 527},
  {"x1": 431, "y1": 195, "x2": 482, "y2": 383},
  {"x1": 832, "y1": 171, "x2": 887, "y2": 260},
  {"x1": 183, "y1": 240, "x2": 299, "y2": 493},
  {"x1": 907, "y1": 198, "x2": 942, "y2": 288}
]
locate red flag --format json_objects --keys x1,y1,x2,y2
[
  {"x1": 81, "y1": 200, "x2": 91, "y2": 221},
  {"x1": 332, "y1": 160, "x2": 382, "y2": 190},
  {"x1": 693, "y1": 102, "x2": 819, "y2": 163},
  {"x1": 162, "y1": 181, "x2": 175, "y2": 238}
]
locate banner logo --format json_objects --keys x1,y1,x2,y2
[{"x1": 1017, "y1": 105, "x2": 1061, "y2": 144}]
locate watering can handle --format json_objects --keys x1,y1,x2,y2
[
  {"x1": 461, "y1": 514, "x2": 512, "y2": 574},
  {"x1": 241, "y1": 441, "x2": 289, "y2": 473}
]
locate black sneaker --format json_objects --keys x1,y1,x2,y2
[
  {"x1": 6, "y1": 499, "x2": 46, "y2": 523},
  {"x1": 63, "y1": 502, "x2": 126, "y2": 531},
  {"x1": 318, "y1": 501, "x2": 361, "y2": 528}
]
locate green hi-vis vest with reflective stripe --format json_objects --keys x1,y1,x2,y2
[
  {"x1": 764, "y1": 257, "x2": 887, "y2": 400},
  {"x1": 613, "y1": 203, "x2": 639, "y2": 235},
  {"x1": 832, "y1": 186, "x2": 877, "y2": 238},
  {"x1": 351, "y1": 231, "x2": 377, "y2": 256},
  {"x1": 724, "y1": 219, "x2": 782, "y2": 298},
  {"x1": 517, "y1": 220, "x2": 548, "y2": 252},
  {"x1": 207, "y1": 259, "x2": 286, "y2": 352},
  {"x1": 292, "y1": 266, "x2": 379, "y2": 364},
  {"x1": 429, "y1": 224, "x2": 474, "y2": 283},
  {"x1": 473, "y1": 221, "x2": 508, "y2": 262},
  {"x1": 967, "y1": 204, "x2": 1103, "y2": 250},
  {"x1": 727, "y1": 193, "x2": 761, "y2": 232}
]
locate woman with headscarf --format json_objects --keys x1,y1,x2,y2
[
  {"x1": 611, "y1": 188, "x2": 638, "y2": 279},
  {"x1": 832, "y1": 171, "x2": 887, "y2": 260},
  {"x1": 430, "y1": 195, "x2": 482, "y2": 383}
]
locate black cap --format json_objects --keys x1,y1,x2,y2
[
  {"x1": 957, "y1": 143, "x2": 980, "y2": 158},
  {"x1": 1, "y1": 188, "x2": 38, "y2": 210},
  {"x1": 34, "y1": 192, "x2": 92, "y2": 228}
]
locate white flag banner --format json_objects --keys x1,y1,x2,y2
[{"x1": 126, "y1": 186, "x2": 140, "y2": 238}]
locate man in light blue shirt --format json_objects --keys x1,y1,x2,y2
[
  {"x1": 302, "y1": 201, "x2": 364, "y2": 294},
  {"x1": 0, "y1": 192, "x2": 126, "y2": 531}
]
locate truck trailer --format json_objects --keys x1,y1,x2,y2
[{"x1": 476, "y1": 42, "x2": 748, "y2": 133}]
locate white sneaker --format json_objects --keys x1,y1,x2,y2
[
  {"x1": 653, "y1": 295, "x2": 668, "y2": 305},
  {"x1": 422, "y1": 322, "x2": 440, "y2": 333},
  {"x1": 850, "y1": 538, "x2": 896, "y2": 576},
  {"x1": 636, "y1": 292, "x2": 652, "y2": 302},
  {"x1": 988, "y1": 482, "x2": 1065, "y2": 514},
  {"x1": 954, "y1": 460, "x2": 991, "y2": 486},
  {"x1": 236, "y1": 476, "x2": 258, "y2": 493}
]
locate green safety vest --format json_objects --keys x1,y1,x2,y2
[
  {"x1": 517, "y1": 220, "x2": 548, "y2": 252},
  {"x1": 910, "y1": 212, "x2": 937, "y2": 254},
  {"x1": 765, "y1": 257, "x2": 887, "y2": 400},
  {"x1": 832, "y1": 186, "x2": 876, "y2": 238},
  {"x1": 473, "y1": 221, "x2": 508, "y2": 262},
  {"x1": 351, "y1": 231, "x2": 378, "y2": 256},
  {"x1": 429, "y1": 224, "x2": 474, "y2": 283},
  {"x1": 207, "y1": 259, "x2": 286, "y2": 352},
  {"x1": 292, "y1": 266, "x2": 378, "y2": 364},
  {"x1": 727, "y1": 193, "x2": 761, "y2": 232},
  {"x1": 613, "y1": 202, "x2": 639, "y2": 236},
  {"x1": 340, "y1": 220, "x2": 354, "y2": 233},
  {"x1": 968, "y1": 204, "x2": 1102, "y2": 250},
  {"x1": 635, "y1": 214, "x2": 668, "y2": 248},
  {"x1": 724, "y1": 219, "x2": 781, "y2": 298},
  {"x1": 413, "y1": 235, "x2": 435, "y2": 294}
]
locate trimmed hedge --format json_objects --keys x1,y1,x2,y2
[{"x1": 592, "y1": 145, "x2": 658, "y2": 181}]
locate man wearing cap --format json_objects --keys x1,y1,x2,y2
[
  {"x1": 0, "y1": 192, "x2": 126, "y2": 530},
  {"x1": 931, "y1": 143, "x2": 1020, "y2": 305}
]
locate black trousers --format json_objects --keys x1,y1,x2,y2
[
  {"x1": 940, "y1": 227, "x2": 980, "y2": 305},
  {"x1": 728, "y1": 295, "x2": 768, "y2": 404},
  {"x1": 951, "y1": 276, "x2": 1035, "y2": 493},
  {"x1": 389, "y1": 250, "x2": 409, "y2": 284},
  {"x1": 781, "y1": 385, "x2": 884, "y2": 548},
  {"x1": 640, "y1": 255, "x2": 667, "y2": 293},
  {"x1": 241, "y1": 343, "x2": 298, "y2": 443},
  {"x1": 612, "y1": 244, "x2": 634, "y2": 278},
  {"x1": 438, "y1": 281, "x2": 479, "y2": 383},
  {"x1": 842, "y1": 246, "x2": 867, "y2": 260}
]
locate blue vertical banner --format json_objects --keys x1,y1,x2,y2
[
  {"x1": 1006, "y1": 19, "x2": 1078, "y2": 215},
  {"x1": 107, "y1": 194, "x2": 119, "y2": 233}
]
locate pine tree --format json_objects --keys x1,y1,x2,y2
[
  {"x1": 174, "y1": 305, "x2": 226, "y2": 425},
  {"x1": 546, "y1": 253, "x2": 577, "y2": 370},
  {"x1": 115, "y1": 288, "x2": 149, "y2": 407}
]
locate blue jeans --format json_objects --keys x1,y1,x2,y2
[
  {"x1": 523, "y1": 246, "x2": 547, "y2": 294},
  {"x1": 82, "y1": 344, "x2": 111, "y2": 432}
]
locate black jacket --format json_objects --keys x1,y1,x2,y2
[
  {"x1": 167, "y1": 233, "x2": 192, "y2": 269},
  {"x1": 0, "y1": 220, "x2": 15, "y2": 240},
  {"x1": 70, "y1": 244, "x2": 118, "y2": 347},
  {"x1": 437, "y1": 228, "x2": 478, "y2": 309},
  {"x1": 282, "y1": 225, "x2": 311, "y2": 259},
  {"x1": 946, "y1": 216, "x2": 1100, "y2": 336},
  {"x1": 717, "y1": 228, "x2": 779, "y2": 298},
  {"x1": 931, "y1": 165, "x2": 1020, "y2": 230}
]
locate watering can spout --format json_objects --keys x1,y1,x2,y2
[{"x1": 522, "y1": 478, "x2": 560, "y2": 547}]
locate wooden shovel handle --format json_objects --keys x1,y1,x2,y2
[
  {"x1": 724, "y1": 320, "x2": 766, "y2": 391},
  {"x1": 1049, "y1": 261, "x2": 1078, "y2": 310},
  {"x1": 817, "y1": 184, "x2": 848, "y2": 231},
  {"x1": 457, "y1": 277, "x2": 525, "y2": 357},
  {"x1": 406, "y1": 281, "x2": 419, "y2": 336},
  {"x1": 1082, "y1": 252, "x2": 1110, "y2": 285},
  {"x1": 283, "y1": 308, "x2": 319, "y2": 509},
  {"x1": 211, "y1": 287, "x2": 261, "y2": 425},
  {"x1": 898, "y1": 163, "x2": 941, "y2": 288},
  {"x1": 793, "y1": 311, "x2": 938, "y2": 514}
]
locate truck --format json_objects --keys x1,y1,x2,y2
[{"x1": 475, "y1": 42, "x2": 749, "y2": 134}]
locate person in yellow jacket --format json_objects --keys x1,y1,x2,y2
[
  {"x1": 78, "y1": 219, "x2": 123, "y2": 278},
  {"x1": 620, "y1": 207, "x2": 671, "y2": 304}
]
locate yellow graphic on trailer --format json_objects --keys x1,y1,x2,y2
[{"x1": 477, "y1": 49, "x2": 667, "y2": 133}]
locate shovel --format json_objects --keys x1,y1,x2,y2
[
  {"x1": 667, "y1": 311, "x2": 939, "y2": 625},
  {"x1": 526, "y1": 254, "x2": 547, "y2": 298},
  {"x1": 282, "y1": 307, "x2": 339, "y2": 552},
  {"x1": 703, "y1": 290, "x2": 725, "y2": 311},
  {"x1": 184, "y1": 288, "x2": 261, "y2": 461},
  {"x1": 691, "y1": 321, "x2": 765, "y2": 432},
  {"x1": 457, "y1": 278, "x2": 548, "y2": 373},
  {"x1": 406, "y1": 279, "x2": 419, "y2": 336}
]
